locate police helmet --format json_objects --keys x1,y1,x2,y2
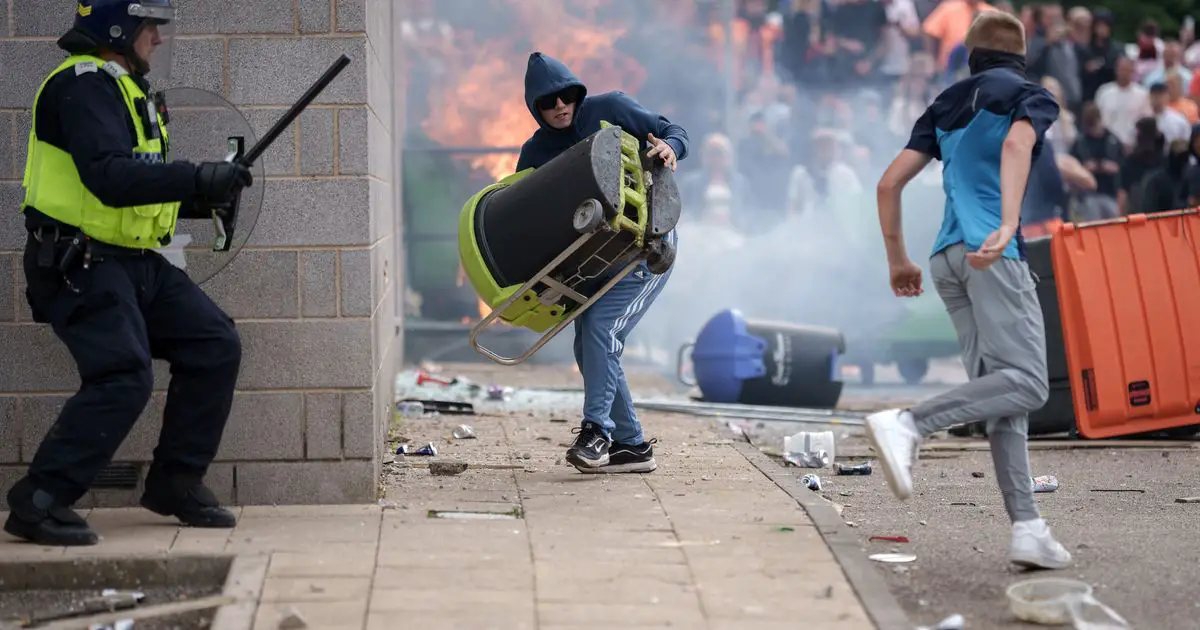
[{"x1": 63, "y1": 0, "x2": 177, "y2": 77}]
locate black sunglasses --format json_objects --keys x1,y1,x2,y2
[{"x1": 536, "y1": 87, "x2": 583, "y2": 111}]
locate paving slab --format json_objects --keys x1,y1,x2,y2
[{"x1": 0, "y1": 365, "x2": 901, "y2": 629}]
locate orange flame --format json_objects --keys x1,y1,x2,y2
[{"x1": 422, "y1": 0, "x2": 647, "y2": 181}]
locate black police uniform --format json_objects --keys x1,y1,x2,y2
[{"x1": 5, "y1": 43, "x2": 250, "y2": 546}]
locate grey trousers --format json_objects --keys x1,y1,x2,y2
[{"x1": 909, "y1": 244, "x2": 1050, "y2": 522}]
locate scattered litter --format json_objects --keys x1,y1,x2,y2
[
  {"x1": 869, "y1": 553, "x2": 916, "y2": 564},
  {"x1": 1175, "y1": 497, "x2": 1200, "y2": 503},
  {"x1": 835, "y1": 461, "x2": 872, "y2": 475},
  {"x1": 971, "y1": 471, "x2": 986, "y2": 478},
  {"x1": 520, "y1": 452, "x2": 533, "y2": 460},
  {"x1": 451, "y1": 425, "x2": 477, "y2": 439},
  {"x1": 1089, "y1": 488, "x2": 1145, "y2": 493},
  {"x1": 801, "y1": 474, "x2": 822, "y2": 491},
  {"x1": 838, "y1": 491, "x2": 854, "y2": 497},
  {"x1": 488, "y1": 385, "x2": 515, "y2": 400},
  {"x1": 869, "y1": 535, "x2": 910, "y2": 543},
  {"x1": 949, "y1": 502, "x2": 977, "y2": 507},
  {"x1": 536, "y1": 436, "x2": 552, "y2": 441},
  {"x1": 278, "y1": 607, "x2": 308, "y2": 629},
  {"x1": 783, "y1": 430, "x2": 835, "y2": 468},
  {"x1": 396, "y1": 442, "x2": 437, "y2": 456},
  {"x1": 1007, "y1": 577, "x2": 1129, "y2": 628},
  {"x1": 846, "y1": 521, "x2": 858, "y2": 527},
  {"x1": 776, "y1": 526, "x2": 795, "y2": 532},
  {"x1": 429, "y1": 461, "x2": 469, "y2": 476},
  {"x1": 1032, "y1": 475, "x2": 1060, "y2": 493},
  {"x1": 404, "y1": 399, "x2": 476, "y2": 415},
  {"x1": 916, "y1": 613, "x2": 965, "y2": 630},
  {"x1": 550, "y1": 417, "x2": 568, "y2": 423},
  {"x1": 429, "y1": 508, "x2": 521, "y2": 520},
  {"x1": 919, "y1": 520, "x2": 928, "y2": 526},
  {"x1": 377, "y1": 499, "x2": 399, "y2": 509},
  {"x1": 91, "y1": 620, "x2": 136, "y2": 630}
]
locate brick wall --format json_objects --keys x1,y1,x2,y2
[{"x1": 0, "y1": 0, "x2": 401, "y2": 507}]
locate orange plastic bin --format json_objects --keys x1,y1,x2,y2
[{"x1": 1051, "y1": 210, "x2": 1200, "y2": 438}]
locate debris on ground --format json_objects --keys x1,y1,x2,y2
[
  {"x1": 277, "y1": 606, "x2": 308, "y2": 629},
  {"x1": 429, "y1": 461, "x2": 469, "y2": 476},
  {"x1": 377, "y1": 499, "x2": 399, "y2": 510},
  {"x1": 783, "y1": 430, "x2": 835, "y2": 468},
  {"x1": 1007, "y1": 577, "x2": 1129, "y2": 628},
  {"x1": 915, "y1": 613, "x2": 965, "y2": 630},
  {"x1": 1089, "y1": 488, "x2": 1145, "y2": 493},
  {"x1": 451, "y1": 425, "x2": 477, "y2": 439},
  {"x1": 834, "y1": 461, "x2": 872, "y2": 475},
  {"x1": 801, "y1": 474, "x2": 822, "y2": 491},
  {"x1": 488, "y1": 385, "x2": 515, "y2": 400},
  {"x1": 869, "y1": 535, "x2": 910, "y2": 543},
  {"x1": 1175, "y1": 497, "x2": 1200, "y2": 503},
  {"x1": 868, "y1": 552, "x2": 916, "y2": 563},
  {"x1": 396, "y1": 442, "x2": 437, "y2": 456},
  {"x1": 971, "y1": 471, "x2": 986, "y2": 478},
  {"x1": 1032, "y1": 474, "x2": 1059, "y2": 493}
]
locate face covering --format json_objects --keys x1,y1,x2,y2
[{"x1": 968, "y1": 48, "x2": 1028, "y2": 75}]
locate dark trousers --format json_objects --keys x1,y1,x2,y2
[{"x1": 21, "y1": 235, "x2": 242, "y2": 505}]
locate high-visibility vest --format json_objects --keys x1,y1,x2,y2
[{"x1": 22, "y1": 54, "x2": 180, "y2": 248}]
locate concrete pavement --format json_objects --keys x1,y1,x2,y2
[{"x1": 0, "y1": 404, "x2": 894, "y2": 629}]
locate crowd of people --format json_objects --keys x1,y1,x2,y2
[{"x1": 642, "y1": 0, "x2": 1200, "y2": 234}]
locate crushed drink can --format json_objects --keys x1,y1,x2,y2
[
  {"x1": 396, "y1": 442, "x2": 437, "y2": 456},
  {"x1": 834, "y1": 461, "x2": 873, "y2": 476},
  {"x1": 452, "y1": 424, "x2": 476, "y2": 439},
  {"x1": 801, "y1": 474, "x2": 822, "y2": 491}
]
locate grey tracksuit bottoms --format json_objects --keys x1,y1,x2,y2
[{"x1": 909, "y1": 244, "x2": 1050, "y2": 522}]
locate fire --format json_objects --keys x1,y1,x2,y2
[{"x1": 422, "y1": 0, "x2": 647, "y2": 181}]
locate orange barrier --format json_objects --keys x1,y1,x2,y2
[{"x1": 1051, "y1": 210, "x2": 1200, "y2": 438}]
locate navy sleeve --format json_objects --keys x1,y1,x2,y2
[
  {"x1": 53, "y1": 71, "x2": 197, "y2": 207},
  {"x1": 904, "y1": 107, "x2": 941, "y2": 160},
  {"x1": 1012, "y1": 86, "x2": 1061, "y2": 157},
  {"x1": 606, "y1": 91, "x2": 690, "y2": 162}
]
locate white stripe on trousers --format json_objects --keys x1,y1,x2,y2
[{"x1": 607, "y1": 230, "x2": 676, "y2": 354}]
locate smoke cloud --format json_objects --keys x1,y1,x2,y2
[{"x1": 404, "y1": 0, "x2": 954, "y2": 372}]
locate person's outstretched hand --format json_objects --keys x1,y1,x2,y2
[{"x1": 646, "y1": 133, "x2": 677, "y2": 171}]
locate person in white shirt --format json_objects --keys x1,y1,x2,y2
[
  {"x1": 1149, "y1": 81, "x2": 1193, "y2": 146},
  {"x1": 1095, "y1": 56, "x2": 1153, "y2": 149},
  {"x1": 1142, "y1": 39, "x2": 1193, "y2": 94}
]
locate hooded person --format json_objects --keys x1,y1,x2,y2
[{"x1": 514, "y1": 52, "x2": 690, "y2": 475}]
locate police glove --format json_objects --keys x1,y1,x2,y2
[{"x1": 195, "y1": 161, "x2": 253, "y2": 203}]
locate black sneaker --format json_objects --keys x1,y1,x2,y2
[
  {"x1": 3, "y1": 478, "x2": 98, "y2": 546},
  {"x1": 565, "y1": 422, "x2": 610, "y2": 469},
  {"x1": 140, "y1": 474, "x2": 237, "y2": 529},
  {"x1": 579, "y1": 438, "x2": 658, "y2": 474}
]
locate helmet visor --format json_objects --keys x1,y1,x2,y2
[{"x1": 130, "y1": 3, "x2": 177, "y2": 81}]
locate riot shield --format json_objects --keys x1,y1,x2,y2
[{"x1": 156, "y1": 87, "x2": 265, "y2": 285}]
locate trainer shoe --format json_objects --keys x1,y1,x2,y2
[
  {"x1": 865, "y1": 408, "x2": 921, "y2": 500},
  {"x1": 4, "y1": 478, "x2": 98, "y2": 546},
  {"x1": 565, "y1": 421, "x2": 610, "y2": 469},
  {"x1": 579, "y1": 438, "x2": 658, "y2": 474},
  {"x1": 1010, "y1": 518, "x2": 1073, "y2": 569}
]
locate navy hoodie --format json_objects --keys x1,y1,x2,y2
[{"x1": 515, "y1": 52, "x2": 689, "y2": 172}]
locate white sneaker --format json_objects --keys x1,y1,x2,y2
[
  {"x1": 1010, "y1": 519, "x2": 1073, "y2": 569},
  {"x1": 865, "y1": 409, "x2": 920, "y2": 500}
]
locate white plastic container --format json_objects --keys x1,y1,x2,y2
[
  {"x1": 782, "y1": 430, "x2": 836, "y2": 468},
  {"x1": 1006, "y1": 578, "x2": 1129, "y2": 628}
]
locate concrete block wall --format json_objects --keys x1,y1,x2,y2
[{"x1": 0, "y1": 0, "x2": 401, "y2": 508}]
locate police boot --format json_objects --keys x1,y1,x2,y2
[
  {"x1": 140, "y1": 470, "x2": 237, "y2": 529},
  {"x1": 3, "y1": 477, "x2": 99, "y2": 546}
]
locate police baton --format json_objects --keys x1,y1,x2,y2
[{"x1": 213, "y1": 54, "x2": 353, "y2": 252}]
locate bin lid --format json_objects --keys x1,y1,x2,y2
[{"x1": 692, "y1": 309, "x2": 767, "y2": 402}]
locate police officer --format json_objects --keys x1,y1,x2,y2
[{"x1": 4, "y1": 0, "x2": 252, "y2": 546}]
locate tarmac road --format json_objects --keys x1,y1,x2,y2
[{"x1": 823, "y1": 440, "x2": 1200, "y2": 629}]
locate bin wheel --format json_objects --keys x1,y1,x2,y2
[
  {"x1": 573, "y1": 199, "x2": 605, "y2": 233},
  {"x1": 897, "y1": 358, "x2": 929, "y2": 385},
  {"x1": 646, "y1": 238, "x2": 676, "y2": 275}
]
